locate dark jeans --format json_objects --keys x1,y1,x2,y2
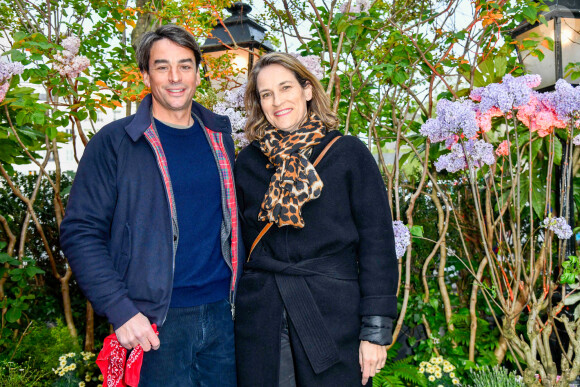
[{"x1": 140, "y1": 299, "x2": 236, "y2": 387}]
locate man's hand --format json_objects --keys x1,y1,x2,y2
[
  {"x1": 115, "y1": 313, "x2": 160, "y2": 352},
  {"x1": 359, "y1": 340, "x2": 387, "y2": 385}
]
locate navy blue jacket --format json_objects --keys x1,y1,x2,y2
[{"x1": 60, "y1": 94, "x2": 244, "y2": 329}]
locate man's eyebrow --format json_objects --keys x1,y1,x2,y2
[
  {"x1": 152, "y1": 58, "x2": 194, "y2": 65},
  {"x1": 258, "y1": 80, "x2": 292, "y2": 93}
]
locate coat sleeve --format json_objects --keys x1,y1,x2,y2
[
  {"x1": 344, "y1": 136, "x2": 398, "y2": 321},
  {"x1": 60, "y1": 129, "x2": 139, "y2": 330}
]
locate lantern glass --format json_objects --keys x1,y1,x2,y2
[
  {"x1": 514, "y1": 19, "x2": 556, "y2": 89},
  {"x1": 561, "y1": 17, "x2": 580, "y2": 78}
]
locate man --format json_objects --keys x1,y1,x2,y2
[{"x1": 60, "y1": 24, "x2": 242, "y2": 386}]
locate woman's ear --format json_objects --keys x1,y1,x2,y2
[{"x1": 304, "y1": 82, "x2": 313, "y2": 102}]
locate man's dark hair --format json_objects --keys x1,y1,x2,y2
[{"x1": 137, "y1": 24, "x2": 202, "y2": 73}]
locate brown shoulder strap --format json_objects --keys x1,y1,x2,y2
[{"x1": 246, "y1": 136, "x2": 341, "y2": 262}]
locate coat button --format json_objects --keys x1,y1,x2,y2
[{"x1": 173, "y1": 235, "x2": 177, "y2": 241}]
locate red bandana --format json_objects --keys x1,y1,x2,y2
[{"x1": 96, "y1": 324, "x2": 158, "y2": 387}]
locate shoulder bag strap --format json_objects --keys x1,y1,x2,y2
[{"x1": 247, "y1": 135, "x2": 341, "y2": 262}]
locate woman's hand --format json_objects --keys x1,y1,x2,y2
[{"x1": 359, "y1": 340, "x2": 387, "y2": 385}]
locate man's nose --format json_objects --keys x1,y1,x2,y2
[{"x1": 168, "y1": 66, "x2": 180, "y2": 83}]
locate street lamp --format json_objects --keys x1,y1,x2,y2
[
  {"x1": 201, "y1": 2, "x2": 274, "y2": 89},
  {"x1": 511, "y1": 0, "x2": 580, "y2": 91}
]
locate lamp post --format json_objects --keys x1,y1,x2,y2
[
  {"x1": 201, "y1": 2, "x2": 274, "y2": 89},
  {"x1": 511, "y1": 0, "x2": 580, "y2": 92},
  {"x1": 512, "y1": 0, "x2": 580, "y2": 258}
]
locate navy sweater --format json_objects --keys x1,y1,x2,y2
[{"x1": 155, "y1": 118, "x2": 230, "y2": 307}]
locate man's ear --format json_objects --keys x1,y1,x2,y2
[
  {"x1": 142, "y1": 71, "x2": 150, "y2": 88},
  {"x1": 196, "y1": 68, "x2": 201, "y2": 87}
]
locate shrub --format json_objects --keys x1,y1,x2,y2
[
  {"x1": 3, "y1": 319, "x2": 80, "y2": 375},
  {"x1": 0, "y1": 359, "x2": 49, "y2": 386},
  {"x1": 468, "y1": 365, "x2": 524, "y2": 387}
]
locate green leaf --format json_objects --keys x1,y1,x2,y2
[
  {"x1": 429, "y1": 298, "x2": 439, "y2": 310},
  {"x1": 553, "y1": 138, "x2": 562, "y2": 166},
  {"x1": 5, "y1": 307, "x2": 21, "y2": 323},
  {"x1": 409, "y1": 225, "x2": 424, "y2": 238},
  {"x1": 522, "y1": 6, "x2": 537, "y2": 22},
  {"x1": 25, "y1": 266, "x2": 44, "y2": 277}
]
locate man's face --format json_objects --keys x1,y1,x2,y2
[{"x1": 142, "y1": 38, "x2": 200, "y2": 121}]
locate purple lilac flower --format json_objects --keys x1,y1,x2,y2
[
  {"x1": 477, "y1": 74, "x2": 539, "y2": 113},
  {"x1": 434, "y1": 139, "x2": 495, "y2": 173},
  {"x1": 550, "y1": 79, "x2": 580, "y2": 122},
  {"x1": 290, "y1": 53, "x2": 325, "y2": 80},
  {"x1": 573, "y1": 134, "x2": 580, "y2": 146},
  {"x1": 224, "y1": 83, "x2": 246, "y2": 108},
  {"x1": 542, "y1": 216, "x2": 573, "y2": 239},
  {"x1": 0, "y1": 61, "x2": 24, "y2": 83},
  {"x1": 392, "y1": 220, "x2": 411, "y2": 259},
  {"x1": 419, "y1": 99, "x2": 478, "y2": 143}
]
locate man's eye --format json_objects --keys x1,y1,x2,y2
[
  {"x1": 181, "y1": 65, "x2": 192, "y2": 70},
  {"x1": 157, "y1": 66, "x2": 168, "y2": 71}
]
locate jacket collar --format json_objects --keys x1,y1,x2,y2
[{"x1": 125, "y1": 94, "x2": 231, "y2": 141}]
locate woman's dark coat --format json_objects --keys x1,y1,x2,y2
[{"x1": 234, "y1": 131, "x2": 398, "y2": 386}]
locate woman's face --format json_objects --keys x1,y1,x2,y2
[{"x1": 256, "y1": 64, "x2": 313, "y2": 133}]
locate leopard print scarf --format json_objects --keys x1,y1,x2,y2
[{"x1": 258, "y1": 116, "x2": 326, "y2": 228}]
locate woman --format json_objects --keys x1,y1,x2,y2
[{"x1": 234, "y1": 53, "x2": 398, "y2": 387}]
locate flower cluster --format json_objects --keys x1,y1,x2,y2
[
  {"x1": 53, "y1": 36, "x2": 90, "y2": 78},
  {"x1": 471, "y1": 73, "x2": 541, "y2": 113},
  {"x1": 54, "y1": 352, "x2": 78, "y2": 377},
  {"x1": 475, "y1": 106, "x2": 503, "y2": 132},
  {"x1": 496, "y1": 140, "x2": 511, "y2": 157},
  {"x1": 419, "y1": 357, "x2": 460, "y2": 385},
  {"x1": 0, "y1": 61, "x2": 24, "y2": 102},
  {"x1": 516, "y1": 92, "x2": 566, "y2": 137},
  {"x1": 339, "y1": 0, "x2": 370, "y2": 14},
  {"x1": 434, "y1": 139, "x2": 495, "y2": 173},
  {"x1": 392, "y1": 220, "x2": 411, "y2": 259},
  {"x1": 548, "y1": 79, "x2": 580, "y2": 125},
  {"x1": 542, "y1": 216, "x2": 573, "y2": 240},
  {"x1": 53, "y1": 351, "x2": 101, "y2": 387},
  {"x1": 419, "y1": 99, "x2": 478, "y2": 144},
  {"x1": 573, "y1": 134, "x2": 580, "y2": 146},
  {"x1": 290, "y1": 53, "x2": 325, "y2": 80},
  {"x1": 214, "y1": 83, "x2": 249, "y2": 149}
]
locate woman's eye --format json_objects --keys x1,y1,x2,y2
[{"x1": 261, "y1": 92, "x2": 271, "y2": 99}]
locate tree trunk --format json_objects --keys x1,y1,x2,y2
[
  {"x1": 85, "y1": 301, "x2": 94, "y2": 352},
  {"x1": 60, "y1": 268, "x2": 77, "y2": 337},
  {"x1": 131, "y1": 0, "x2": 162, "y2": 51}
]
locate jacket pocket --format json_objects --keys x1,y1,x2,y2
[{"x1": 116, "y1": 223, "x2": 132, "y2": 281}]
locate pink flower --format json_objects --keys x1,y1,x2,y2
[
  {"x1": 495, "y1": 140, "x2": 510, "y2": 156},
  {"x1": 53, "y1": 35, "x2": 89, "y2": 78},
  {"x1": 475, "y1": 107, "x2": 503, "y2": 132},
  {"x1": 517, "y1": 92, "x2": 566, "y2": 137},
  {"x1": 61, "y1": 36, "x2": 81, "y2": 55},
  {"x1": 0, "y1": 82, "x2": 9, "y2": 103}
]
